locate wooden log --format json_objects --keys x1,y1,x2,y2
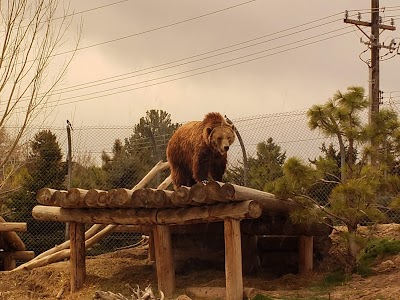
[
  {"x1": 0, "y1": 251, "x2": 35, "y2": 271},
  {"x1": 84, "y1": 189, "x2": 108, "y2": 207},
  {"x1": 0, "y1": 216, "x2": 26, "y2": 251},
  {"x1": 298, "y1": 235, "x2": 313, "y2": 274},
  {"x1": 171, "y1": 186, "x2": 192, "y2": 207},
  {"x1": 132, "y1": 160, "x2": 170, "y2": 190},
  {"x1": 133, "y1": 188, "x2": 170, "y2": 208},
  {"x1": 32, "y1": 224, "x2": 105, "y2": 261},
  {"x1": 69, "y1": 222, "x2": 86, "y2": 293},
  {"x1": 188, "y1": 182, "x2": 209, "y2": 204},
  {"x1": 228, "y1": 183, "x2": 303, "y2": 213},
  {"x1": 32, "y1": 206, "x2": 158, "y2": 225},
  {"x1": 33, "y1": 201, "x2": 261, "y2": 226},
  {"x1": 153, "y1": 189, "x2": 169, "y2": 208},
  {"x1": 153, "y1": 225, "x2": 175, "y2": 298},
  {"x1": 0, "y1": 222, "x2": 27, "y2": 232},
  {"x1": 109, "y1": 188, "x2": 133, "y2": 207},
  {"x1": 205, "y1": 181, "x2": 234, "y2": 203},
  {"x1": 53, "y1": 190, "x2": 68, "y2": 206},
  {"x1": 61, "y1": 188, "x2": 88, "y2": 208},
  {"x1": 160, "y1": 190, "x2": 175, "y2": 207},
  {"x1": 156, "y1": 200, "x2": 262, "y2": 225},
  {"x1": 186, "y1": 287, "x2": 259, "y2": 299},
  {"x1": 224, "y1": 218, "x2": 243, "y2": 300},
  {"x1": 131, "y1": 188, "x2": 152, "y2": 208},
  {"x1": 10, "y1": 225, "x2": 116, "y2": 272},
  {"x1": 157, "y1": 174, "x2": 172, "y2": 190},
  {"x1": 36, "y1": 188, "x2": 58, "y2": 205}
]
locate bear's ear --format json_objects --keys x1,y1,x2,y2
[{"x1": 203, "y1": 127, "x2": 213, "y2": 144}]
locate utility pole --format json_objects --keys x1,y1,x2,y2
[{"x1": 344, "y1": 0, "x2": 396, "y2": 123}]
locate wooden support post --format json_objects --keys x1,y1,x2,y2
[
  {"x1": 69, "y1": 222, "x2": 86, "y2": 293},
  {"x1": 298, "y1": 235, "x2": 313, "y2": 274},
  {"x1": 153, "y1": 225, "x2": 175, "y2": 298},
  {"x1": 224, "y1": 218, "x2": 243, "y2": 300},
  {"x1": 3, "y1": 254, "x2": 16, "y2": 271},
  {"x1": 148, "y1": 231, "x2": 156, "y2": 262}
]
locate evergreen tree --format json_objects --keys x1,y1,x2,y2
[
  {"x1": 102, "y1": 110, "x2": 179, "y2": 189},
  {"x1": 226, "y1": 137, "x2": 286, "y2": 191},
  {"x1": 9, "y1": 130, "x2": 67, "y2": 254},
  {"x1": 272, "y1": 86, "x2": 400, "y2": 271}
]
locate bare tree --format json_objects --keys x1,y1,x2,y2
[{"x1": 0, "y1": 0, "x2": 81, "y2": 187}]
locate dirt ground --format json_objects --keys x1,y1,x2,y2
[{"x1": 1, "y1": 224, "x2": 400, "y2": 300}]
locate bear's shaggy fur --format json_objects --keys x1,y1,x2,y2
[{"x1": 166, "y1": 112, "x2": 235, "y2": 189}]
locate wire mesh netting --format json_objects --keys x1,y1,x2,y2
[{"x1": 2, "y1": 105, "x2": 400, "y2": 257}]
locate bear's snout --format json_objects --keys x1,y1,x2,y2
[{"x1": 224, "y1": 146, "x2": 229, "y2": 151}]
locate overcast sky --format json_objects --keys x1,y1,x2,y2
[{"x1": 45, "y1": 0, "x2": 400, "y2": 128}]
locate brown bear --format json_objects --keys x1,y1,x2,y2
[{"x1": 166, "y1": 112, "x2": 235, "y2": 189}]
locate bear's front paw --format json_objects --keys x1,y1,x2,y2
[{"x1": 201, "y1": 180, "x2": 209, "y2": 185}]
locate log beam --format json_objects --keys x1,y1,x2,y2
[
  {"x1": 0, "y1": 222, "x2": 27, "y2": 232},
  {"x1": 32, "y1": 201, "x2": 262, "y2": 225}
]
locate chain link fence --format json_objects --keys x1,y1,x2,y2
[{"x1": 2, "y1": 105, "x2": 399, "y2": 257}]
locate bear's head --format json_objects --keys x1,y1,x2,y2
[{"x1": 205, "y1": 124, "x2": 235, "y2": 156}]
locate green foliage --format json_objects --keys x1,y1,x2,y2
[
  {"x1": 356, "y1": 238, "x2": 400, "y2": 276},
  {"x1": 8, "y1": 130, "x2": 66, "y2": 254},
  {"x1": 226, "y1": 137, "x2": 286, "y2": 191},
  {"x1": 101, "y1": 110, "x2": 178, "y2": 189}
]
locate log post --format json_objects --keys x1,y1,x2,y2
[
  {"x1": 69, "y1": 222, "x2": 86, "y2": 293},
  {"x1": 224, "y1": 218, "x2": 243, "y2": 300},
  {"x1": 298, "y1": 235, "x2": 313, "y2": 274},
  {"x1": 148, "y1": 231, "x2": 156, "y2": 262},
  {"x1": 152, "y1": 225, "x2": 175, "y2": 298}
]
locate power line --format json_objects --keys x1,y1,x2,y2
[
  {"x1": 49, "y1": 0, "x2": 259, "y2": 58},
  {"x1": 21, "y1": 11, "x2": 347, "y2": 101},
  {"x1": 9, "y1": 28, "x2": 353, "y2": 112},
  {"x1": 0, "y1": 0, "x2": 130, "y2": 33}
]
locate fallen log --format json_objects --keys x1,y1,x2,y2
[
  {"x1": 9, "y1": 224, "x2": 116, "y2": 272},
  {"x1": 31, "y1": 224, "x2": 105, "y2": 261}
]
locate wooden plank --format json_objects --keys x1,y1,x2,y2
[
  {"x1": 0, "y1": 222, "x2": 27, "y2": 232},
  {"x1": 153, "y1": 225, "x2": 175, "y2": 298},
  {"x1": 298, "y1": 235, "x2": 313, "y2": 274},
  {"x1": 224, "y1": 218, "x2": 243, "y2": 300},
  {"x1": 69, "y1": 222, "x2": 86, "y2": 293}
]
